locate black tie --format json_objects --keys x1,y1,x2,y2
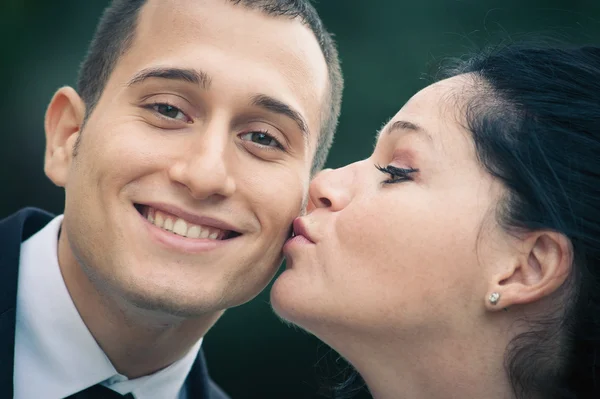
[{"x1": 64, "y1": 384, "x2": 135, "y2": 399}]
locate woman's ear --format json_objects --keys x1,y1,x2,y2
[
  {"x1": 44, "y1": 86, "x2": 86, "y2": 187},
  {"x1": 485, "y1": 231, "x2": 572, "y2": 311}
]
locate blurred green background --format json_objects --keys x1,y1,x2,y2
[{"x1": 1, "y1": 0, "x2": 599, "y2": 398}]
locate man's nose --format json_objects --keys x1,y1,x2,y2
[{"x1": 167, "y1": 125, "x2": 236, "y2": 200}]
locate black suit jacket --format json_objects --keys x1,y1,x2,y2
[{"x1": 0, "y1": 208, "x2": 229, "y2": 399}]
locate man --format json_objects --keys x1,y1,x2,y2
[{"x1": 0, "y1": 0, "x2": 343, "y2": 397}]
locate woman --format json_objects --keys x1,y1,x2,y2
[{"x1": 271, "y1": 44, "x2": 600, "y2": 399}]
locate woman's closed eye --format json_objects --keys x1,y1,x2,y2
[{"x1": 375, "y1": 164, "x2": 418, "y2": 184}]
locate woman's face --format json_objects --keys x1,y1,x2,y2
[{"x1": 271, "y1": 75, "x2": 514, "y2": 341}]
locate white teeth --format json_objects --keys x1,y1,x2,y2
[
  {"x1": 148, "y1": 208, "x2": 155, "y2": 224},
  {"x1": 173, "y1": 219, "x2": 188, "y2": 236},
  {"x1": 187, "y1": 225, "x2": 201, "y2": 238},
  {"x1": 163, "y1": 218, "x2": 174, "y2": 232},
  {"x1": 145, "y1": 208, "x2": 227, "y2": 240},
  {"x1": 154, "y1": 212, "x2": 165, "y2": 228}
]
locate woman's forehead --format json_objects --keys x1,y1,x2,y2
[{"x1": 378, "y1": 75, "x2": 476, "y2": 149}]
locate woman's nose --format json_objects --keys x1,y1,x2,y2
[{"x1": 308, "y1": 166, "x2": 353, "y2": 212}]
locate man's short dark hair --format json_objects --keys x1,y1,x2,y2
[{"x1": 77, "y1": 0, "x2": 343, "y2": 172}]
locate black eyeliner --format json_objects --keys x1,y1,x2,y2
[{"x1": 375, "y1": 164, "x2": 418, "y2": 184}]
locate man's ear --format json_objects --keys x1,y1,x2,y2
[
  {"x1": 44, "y1": 86, "x2": 86, "y2": 187},
  {"x1": 485, "y1": 231, "x2": 572, "y2": 311}
]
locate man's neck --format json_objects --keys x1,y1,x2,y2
[{"x1": 57, "y1": 231, "x2": 222, "y2": 379}]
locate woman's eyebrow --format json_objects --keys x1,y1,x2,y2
[{"x1": 377, "y1": 119, "x2": 433, "y2": 143}]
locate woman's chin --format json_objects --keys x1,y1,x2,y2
[
  {"x1": 270, "y1": 270, "x2": 302, "y2": 321},
  {"x1": 270, "y1": 268, "x2": 322, "y2": 327}
]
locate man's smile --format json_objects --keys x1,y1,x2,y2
[
  {"x1": 135, "y1": 204, "x2": 241, "y2": 240},
  {"x1": 133, "y1": 203, "x2": 245, "y2": 254}
]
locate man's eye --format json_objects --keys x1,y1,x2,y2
[
  {"x1": 240, "y1": 131, "x2": 283, "y2": 149},
  {"x1": 151, "y1": 103, "x2": 188, "y2": 122}
]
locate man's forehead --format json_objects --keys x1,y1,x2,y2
[
  {"x1": 139, "y1": 0, "x2": 303, "y2": 36},
  {"x1": 133, "y1": 0, "x2": 327, "y2": 86},
  {"x1": 110, "y1": 0, "x2": 328, "y2": 143}
]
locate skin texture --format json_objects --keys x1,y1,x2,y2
[
  {"x1": 271, "y1": 75, "x2": 572, "y2": 399},
  {"x1": 44, "y1": 0, "x2": 328, "y2": 378}
]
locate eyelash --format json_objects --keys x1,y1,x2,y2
[
  {"x1": 239, "y1": 129, "x2": 285, "y2": 151},
  {"x1": 375, "y1": 164, "x2": 418, "y2": 184},
  {"x1": 143, "y1": 102, "x2": 190, "y2": 123}
]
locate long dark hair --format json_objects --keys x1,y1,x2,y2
[{"x1": 441, "y1": 44, "x2": 600, "y2": 399}]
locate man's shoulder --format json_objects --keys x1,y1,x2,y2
[
  {"x1": 0, "y1": 207, "x2": 55, "y2": 398},
  {"x1": 0, "y1": 207, "x2": 55, "y2": 242},
  {"x1": 0, "y1": 207, "x2": 55, "y2": 295}
]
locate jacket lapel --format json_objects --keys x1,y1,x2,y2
[
  {"x1": 187, "y1": 350, "x2": 230, "y2": 399},
  {"x1": 187, "y1": 350, "x2": 211, "y2": 398},
  {"x1": 0, "y1": 208, "x2": 54, "y2": 396}
]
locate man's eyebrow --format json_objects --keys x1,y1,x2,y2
[
  {"x1": 127, "y1": 67, "x2": 212, "y2": 90},
  {"x1": 251, "y1": 94, "x2": 309, "y2": 138},
  {"x1": 377, "y1": 119, "x2": 432, "y2": 142}
]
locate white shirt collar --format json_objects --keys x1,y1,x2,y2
[{"x1": 14, "y1": 215, "x2": 202, "y2": 399}]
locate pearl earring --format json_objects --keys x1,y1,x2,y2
[{"x1": 489, "y1": 292, "x2": 501, "y2": 305}]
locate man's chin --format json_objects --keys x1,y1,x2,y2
[{"x1": 117, "y1": 282, "x2": 225, "y2": 319}]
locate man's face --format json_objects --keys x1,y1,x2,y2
[{"x1": 52, "y1": 0, "x2": 328, "y2": 315}]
